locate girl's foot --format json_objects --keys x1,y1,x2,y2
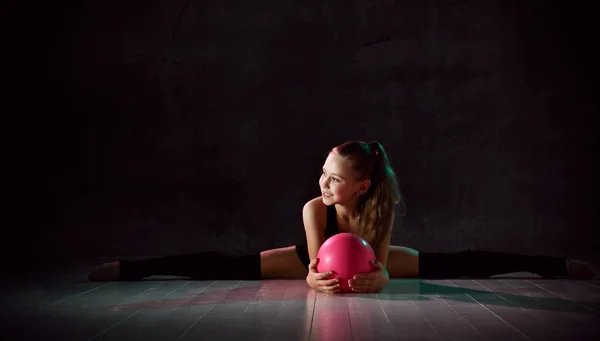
[
  {"x1": 567, "y1": 259, "x2": 596, "y2": 280},
  {"x1": 88, "y1": 261, "x2": 120, "y2": 281}
]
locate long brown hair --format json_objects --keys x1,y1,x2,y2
[{"x1": 332, "y1": 141, "x2": 404, "y2": 250}]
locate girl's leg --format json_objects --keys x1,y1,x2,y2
[
  {"x1": 260, "y1": 246, "x2": 309, "y2": 279},
  {"x1": 88, "y1": 246, "x2": 308, "y2": 281},
  {"x1": 102, "y1": 252, "x2": 262, "y2": 281},
  {"x1": 417, "y1": 249, "x2": 568, "y2": 279},
  {"x1": 386, "y1": 246, "x2": 420, "y2": 278},
  {"x1": 386, "y1": 246, "x2": 595, "y2": 279}
]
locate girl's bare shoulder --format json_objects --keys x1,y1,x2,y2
[{"x1": 303, "y1": 196, "x2": 328, "y2": 227}]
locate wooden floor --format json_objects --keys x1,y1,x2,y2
[{"x1": 2, "y1": 258, "x2": 599, "y2": 341}]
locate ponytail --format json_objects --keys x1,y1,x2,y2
[
  {"x1": 358, "y1": 141, "x2": 401, "y2": 251},
  {"x1": 332, "y1": 140, "x2": 404, "y2": 251}
]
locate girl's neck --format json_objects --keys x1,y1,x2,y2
[{"x1": 334, "y1": 202, "x2": 360, "y2": 222}]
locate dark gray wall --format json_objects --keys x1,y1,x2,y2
[{"x1": 12, "y1": 0, "x2": 597, "y2": 261}]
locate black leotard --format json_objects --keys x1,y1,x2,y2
[{"x1": 295, "y1": 204, "x2": 339, "y2": 268}]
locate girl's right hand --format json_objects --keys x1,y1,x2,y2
[{"x1": 306, "y1": 258, "x2": 340, "y2": 293}]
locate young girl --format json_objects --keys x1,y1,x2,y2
[{"x1": 88, "y1": 141, "x2": 596, "y2": 292}]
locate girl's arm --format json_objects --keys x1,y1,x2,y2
[
  {"x1": 348, "y1": 214, "x2": 393, "y2": 293},
  {"x1": 376, "y1": 214, "x2": 394, "y2": 266},
  {"x1": 303, "y1": 198, "x2": 341, "y2": 292},
  {"x1": 303, "y1": 198, "x2": 327, "y2": 261},
  {"x1": 374, "y1": 214, "x2": 394, "y2": 281}
]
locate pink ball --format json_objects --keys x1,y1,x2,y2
[{"x1": 316, "y1": 232, "x2": 377, "y2": 293}]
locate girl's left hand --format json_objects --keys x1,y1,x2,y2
[{"x1": 348, "y1": 260, "x2": 389, "y2": 293}]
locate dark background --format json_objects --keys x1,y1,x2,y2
[{"x1": 10, "y1": 0, "x2": 597, "y2": 266}]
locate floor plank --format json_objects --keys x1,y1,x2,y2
[
  {"x1": 499, "y1": 279, "x2": 600, "y2": 341},
  {"x1": 477, "y1": 279, "x2": 585, "y2": 339},
  {"x1": 379, "y1": 294, "x2": 442, "y2": 341},
  {"x1": 348, "y1": 294, "x2": 397, "y2": 341},
  {"x1": 3, "y1": 261, "x2": 600, "y2": 341},
  {"x1": 415, "y1": 280, "x2": 485, "y2": 341},
  {"x1": 441, "y1": 280, "x2": 531, "y2": 341},
  {"x1": 469, "y1": 279, "x2": 578, "y2": 341},
  {"x1": 310, "y1": 293, "x2": 353, "y2": 341}
]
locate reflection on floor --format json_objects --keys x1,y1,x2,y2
[{"x1": 2, "y1": 258, "x2": 599, "y2": 341}]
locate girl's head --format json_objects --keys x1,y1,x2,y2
[{"x1": 319, "y1": 140, "x2": 403, "y2": 248}]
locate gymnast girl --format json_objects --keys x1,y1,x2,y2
[{"x1": 88, "y1": 141, "x2": 596, "y2": 292}]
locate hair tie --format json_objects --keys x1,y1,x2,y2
[{"x1": 369, "y1": 142, "x2": 379, "y2": 156}]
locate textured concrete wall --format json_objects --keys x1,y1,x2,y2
[{"x1": 12, "y1": 1, "x2": 597, "y2": 260}]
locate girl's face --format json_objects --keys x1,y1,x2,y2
[{"x1": 320, "y1": 152, "x2": 366, "y2": 206}]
